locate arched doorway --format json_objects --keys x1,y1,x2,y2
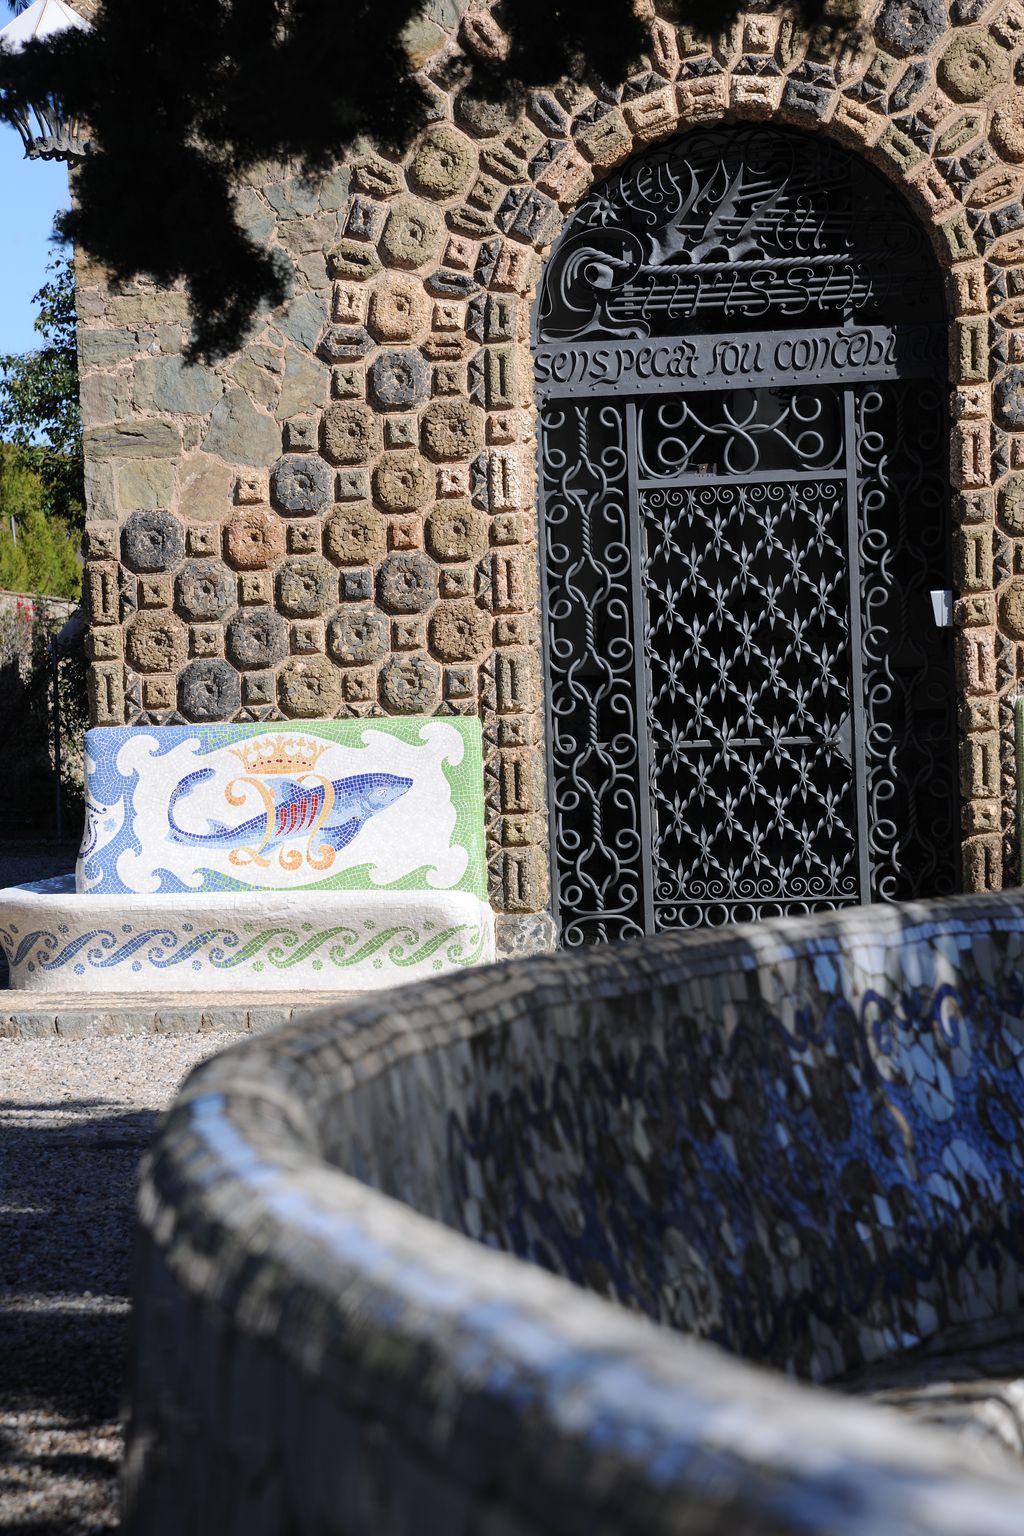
[{"x1": 535, "y1": 124, "x2": 958, "y2": 945}]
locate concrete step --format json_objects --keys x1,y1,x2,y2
[{"x1": 0, "y1": 990, "x2": 356, "y2": 1039}]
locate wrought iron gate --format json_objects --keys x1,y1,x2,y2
[{"x1": 535, "y1": 125, "x2": 958, "y2": 945}]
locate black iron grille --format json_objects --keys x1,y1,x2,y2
[{"x1": 535, "y1": 125, "x2": 957, "y2": 945}]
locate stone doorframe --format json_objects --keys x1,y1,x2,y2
[{"x1": 80, "y1": 4, "x2": 1024, "y2": 947}]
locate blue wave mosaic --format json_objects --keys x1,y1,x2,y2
[{"x1": 0, "y1": 917, "x2": 490, "y2": 979}]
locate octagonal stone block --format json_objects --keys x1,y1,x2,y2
[
  {"x1": 277, "y1": 657, "x2": 343, "y2": 717},
  {"x1": 372, "y1": 453, "x2": 433, "y2": 513},
  {"x1": 270, "y1": 455, "x2": 333, "y2": 516},
  {"x1": 455, "y1": 88, "x2": 517, "y2": 138},
  {"x1": 376, "y1": 552, "x2": 437, "y2": 614},
  {"x1": 992, "y1": 94, "x2": 1024, "y2": 164},
  {"x1": 323, "y1": 505, "x2": 387, "y2": 567},
  {"x1": 367, "y1": 349, "x2": 429, "y2": 411},
  {"x1": 122, "y1": 510, "x2": 185, "y2": 575},
  {"x1": 223, "y1": 507, "x2": 285, "y2": 573},
  {"x1": 999, "y1": 579, "x2": 1024, "y2": 639},
  {"x1": 276, "y1": 556, "x2": 338, "y2": 619},
  {"x1": 873, "y1": 0, "x2": 946, "y2": 57},
  {"x1": 408, "y1": 125, "x2": 477, "y2": 200},
  {"x1": 380, "y1": 201, "x2": 444, "y2": 271},
  {"x1": 321, "y1": 403, "x2": 379, "y2": 466},
  {"x1": 939, "y1": 29, "x2": 1011, "y2": 102},
  {"x1": 327, "y1": 607, "x2": 389, "y2": 666},
  {"x1": 998, "y1": 473, "x2": 1024, "y2": 534},
  {"x1": 425, "y1": 501, "x2": 487, "y2": 562},
  {"x1": 175, "y1": 561, "x2": 234, "y2": 622},
  {"x1": 995, "y1": 369, "x2": 1024, "y2": 430},
  {"x1": 420, "y1": 399, "x2": 484, "y2": 463},
  {"x1": 226, "y1": 607, "x2": 289, "y2": 670},
  {"x1": 126, "y1": 610, "x2": 188, "y2": 675},
  {"x1": 378, "y1": 654, "x2": 441, "y2": 713},
  {"x1": 428, "y1": 600, "x2": 492, "y2": 662},
  {"x1": 178, "y1": 659, "x2": 241, "y2": 722},
  {"x1": 367, "y1": 278, "x2": 428, "y2": 343}
]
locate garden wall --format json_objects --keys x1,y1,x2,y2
[{"x1": 124, "y1": 891, "x2": 1024, "y2": 1532}]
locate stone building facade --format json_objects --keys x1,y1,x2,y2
[{"x1": 76, "y1": 0, "x2": 1024, "y2": 944}]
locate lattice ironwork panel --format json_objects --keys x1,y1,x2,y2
[{"x1": 641, "y1": 476, "x2": 859, "y2": 928}]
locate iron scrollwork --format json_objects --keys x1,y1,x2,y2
[
  {"x1": 636, "y1": 386, "x2": 844, "y2": 480},
  {"x1": 537, "y1": 125, "x2": 936, "y2": 343},
  {"x1": 855, "y1": 382, "x2": 958, "y2": 903},
  {"x1": 541, "y1": 400, "x2": 648, "y2": 944}
]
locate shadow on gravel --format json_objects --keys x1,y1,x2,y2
[{"x1": 0, "y1": 1102, "x2": 160, "y2": 1535}]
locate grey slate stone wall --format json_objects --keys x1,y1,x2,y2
[{"x1": 125, "y1": 892, "x2": 1024, "y2": 1533}]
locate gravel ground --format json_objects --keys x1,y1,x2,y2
[{"x1": 0, "y1": 1036, "x2": 234, "y2": 1534}]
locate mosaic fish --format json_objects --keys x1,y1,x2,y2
[{"x1": 167, "y1": 767, "x2": 412, "y2": 870}]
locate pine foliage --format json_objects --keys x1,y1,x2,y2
[
  {"x1": 0, "y1": 253, "x2": 85, "y2": 533},
  {"x1": 0, "y1": 444, "x2": 80, "y2": 598},
  {"x1": 1, "y1": 0, "x2": 833, "y2": 361}
]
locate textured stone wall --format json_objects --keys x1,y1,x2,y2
[
  {"x1": 77, "y1": 0, "x2": 1024, "y2": 915},
  {"x1": 124, "y1": 892, "x2": 1024, "y2": 1533}
]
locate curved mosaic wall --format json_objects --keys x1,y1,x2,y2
[
  {"x1": 125, "y1": 891, "x2": 1024, "y2": 1531},
  {"x1": 78, "y1": 0, "x2": 1024, "y2": 913}
]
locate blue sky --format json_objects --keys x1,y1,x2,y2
[{"x1": 0, "y1": 118, "x2": 69, "y2": 355}]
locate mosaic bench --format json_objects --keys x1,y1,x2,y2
[
  {"x1": 0, "y1": 718, "x2": 494, "y2": 991},
  {"x1": 124, "y1": 892, "x2": 1024, "y2": 1533}
]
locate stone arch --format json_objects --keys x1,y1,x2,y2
[{"x1": 465, "y1": 13, "x2": 1010, "y2": 922}]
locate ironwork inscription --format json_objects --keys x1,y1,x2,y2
[
  {"x1": 534, "y1": 323, "x2": 946, "y2": 399},
  {"x1": 536, "y1": 126, "x2": 957, "y2": 945}
]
